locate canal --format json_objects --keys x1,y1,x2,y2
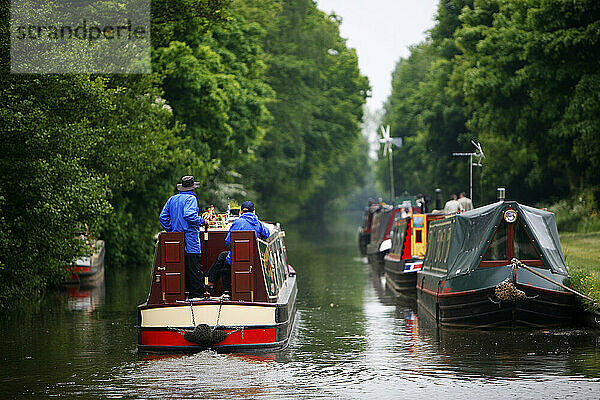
[{"x1": 1, "y1": 214, "x2": 599, "y2": 399}]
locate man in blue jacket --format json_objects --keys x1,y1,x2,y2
[
  {"x1": 208, "y1": 200, "x2": 270, "y2": 293},
  {"x1": 159, "y1": 175, "x2": 205, "y2": 298}
]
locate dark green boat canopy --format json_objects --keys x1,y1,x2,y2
[{"x1": 440, "y1": 201, "x2": 568, "y2": 278}]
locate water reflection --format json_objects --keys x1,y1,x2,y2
[
  {"x1": 64, "y1": 280, "x2": 106, "y2": 312},
  {"x1": 0, "y1": 213, "x2": 598, "y2": 399}
]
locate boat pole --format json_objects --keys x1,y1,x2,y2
[
  {"x1": 512, "y1": 258, "x2": 595, "y2": 303},
  {"x1": 389, "y1": 146, "x2": 395, "y2": 202},
  {"x1": 203, "y1": 223, "x2": 210, "y2": 298}
]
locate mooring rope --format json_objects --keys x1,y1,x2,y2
[
  {"x1": 189, "y1": 299, "x2": 196, "y2": 326},
  {"x1": 511, "y1": 258, "x2": 595, "y2": 303},
  {"x1": 215, "y1": 297, "x2": 223, "y2": 327}
]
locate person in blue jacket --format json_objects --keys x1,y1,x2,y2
[
  {"x1": 208, "y1": 200, "x2": 270, "y2": 293},
  {"x1": 159, "y1": 175, "x2": 205, "y2": 298}
]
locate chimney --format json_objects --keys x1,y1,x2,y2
[{"x1": 497, "y1": 187, "x2": 506, "y2": 201}]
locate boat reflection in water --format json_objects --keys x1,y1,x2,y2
[
  {"x1": 369, "y1": 259, "x2": 600, "y2": 381},
  {"x1": 64, "y1": 280, "x2": 106, "y2": 312}
]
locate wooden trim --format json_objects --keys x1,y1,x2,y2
[{"x1": 507, "y1": 220, "x2": 514, "y2": 260}]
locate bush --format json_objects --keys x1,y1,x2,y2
[{"x1": 548, "y1": 190, "x2": 600, "y2": 233}]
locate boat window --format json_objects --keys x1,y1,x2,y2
[
  {"x1": 441, "y1": 228, "x2": 451, "y2": 265},
  {"x1": 396, "y1": 225, "x2": 403, "y2": 250},
  {"x1": 424, "y1": 227, "x2": 437, "y2": 270},
  {"x1": 261, "y1": 243, "x2": 278, "y2": 297},
  {"x1": 514, "y1": 221, "x2": 539, "y2": 259},
  {"x1": 436, "y1": 229, "x2": 445, "y2": 264},
  {"x1": 483, "y1": 222, "x2": 508, "y2": 261}
]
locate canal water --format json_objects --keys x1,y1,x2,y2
[{"x1": 1, "y1": 214, "x2": 599, "y2": 399}]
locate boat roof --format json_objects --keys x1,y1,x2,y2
[{"x1": 432, "y1": 201, "x2": 568, "y2": 277}]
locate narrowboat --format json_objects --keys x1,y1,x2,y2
[
  {"x1": 65, "y1": 239, "x2": 105, "y2": 285},
  {"x1": 384, "y1": 213, "x2": 444, "y2": 296},
  {"x1": 366, "y1": 198, "x2": 425, "y2": 267},
  {"x1": 358, "y1": 201, "x2": 381, "y2": 256},
  {"x1": 417, "y1": 201, "x2": 577, "y2": 328},
  {"x1": 365, "y1": 204, "x2": 395, "y2": 266},
  {"x1": 137, "y1": 221, "x2": 297, "y2": 353}
]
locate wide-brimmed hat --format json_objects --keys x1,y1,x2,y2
[{"x1": 177, "y1": 175, "x2": 200, "y2": 191}]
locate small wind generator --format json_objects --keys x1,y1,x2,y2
[{"x1": 379, "y1": 125, "x2": 403, "y2": 201}]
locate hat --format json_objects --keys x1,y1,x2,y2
[
  {"x1": 241, "y1": 200, "x2": 255, "y2": 213},
  {"x1": 177, "y1": 175, "x2": 200, "y2": 191}
]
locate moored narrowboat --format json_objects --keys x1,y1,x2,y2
[
  {"x1": 384, "y1": 213, "x2": 444, "y2": 296},
  {"x1": 417, "y1": 201, "x2": 577, "y2": 328},
  {"x1": 365, "y1": 204, "x2": 395, "y2": 266},
  {"x1": 65, "y1": 239, "x2": 105, "y2": 285},
  {"x1": 366, "y1": 197, "x2": 426, "y2": 267},
  {"x1": 358, "y1": 201, "x2": 381, "y2": 256},
  {"x1": 137, "y1": 221, "x2": 297, "y2": 353}
]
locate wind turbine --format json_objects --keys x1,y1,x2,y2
[{"x1": 379, "y1": 125, "x2": 403, "y2": 201}]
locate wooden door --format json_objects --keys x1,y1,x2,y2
[
  {"x1": 160, "y1": 232, "x2": 185, "y2": 302},
  {"x1": 230, "y1": 231, "x2": 255, "y2": 301}
]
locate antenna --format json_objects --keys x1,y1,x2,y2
[{"x1": 452, "y1": 141, "x2": 485, "y2": 203}]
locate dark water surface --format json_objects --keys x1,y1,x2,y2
[{"x1": 1, "y1": 214, "x2": 599, "y2": 399}]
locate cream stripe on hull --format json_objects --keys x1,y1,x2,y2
[{"x1": 141, "y1": 304, "x2": 276, "y2": 327}]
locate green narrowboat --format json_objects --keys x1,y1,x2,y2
[{"x1": 417, "y1": 201, "x2": 578, "y2": 328}]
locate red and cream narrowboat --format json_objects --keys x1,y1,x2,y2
[
  {"x1": 137, "y1": 223, "x2": 297, "y2": 353},
  {"x1": 65, "y1": 239, "x2": 105, "y2": 285}
]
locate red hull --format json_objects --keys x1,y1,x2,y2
[{"x1": 140, "y1": 327, "x2": 277, "y2": 350}]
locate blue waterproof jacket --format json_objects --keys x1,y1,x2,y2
[
  {"x1": 159, "y1": 191, "x2": 204, "y2": 254},
  {"x1": 225, "y1": 212, "x2": 270, "y2": 264}
]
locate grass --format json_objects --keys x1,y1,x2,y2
[{"x1": 560, "y1": 232, "x2": 600, "y2": 311}]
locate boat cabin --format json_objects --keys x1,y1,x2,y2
[
  {"x1": 422, "y1": 201, "x2": 568, "y2": 277},
  {"x1": 387, "y1": 213, "x2": 446, "y2": 262},
  {"x1": 147, "y1": 226, "x2": 293, "y2": 304}
]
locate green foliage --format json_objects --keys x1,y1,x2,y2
[
  {"x1": 561, "y1": 232, "x2": 600, "y2": 310},
  {"x1": 381, "y1": 0, "x2": 600, "y2": 211},
  {"x1": 547, "y1": 190, "x2": 600, "y2": 233},
  {"x1": 152, "y1": 4, "x2": 274, "y2": 207},
  {"x1": 0, "y1": 0, "x2": 369, "y2": 307},
  {"x1": 241, "y1": 0, "x2": 370, "y2": 220}
]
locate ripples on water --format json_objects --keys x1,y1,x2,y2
[{"x1": 1, "y1": 215, "x2": 599, "y2": 399}]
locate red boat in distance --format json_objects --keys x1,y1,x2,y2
[
  {"x1": 365, "y1": 198, "x2": 425, "y2": 268},
  {"x1": 137, "y1": 213, "x2": 297, "y2": 353},
  {"x1": 358, "y1": 200, "x2": 383, "y2": 256}
]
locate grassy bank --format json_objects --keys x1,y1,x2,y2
[{"x1": 561, "y1": 232, "x2": 600, "y2": 310}]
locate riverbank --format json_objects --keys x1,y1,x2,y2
[{"x1": 561, "y1": 232, "x2": 600, "y2": 311}]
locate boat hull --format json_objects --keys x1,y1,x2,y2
[
  {"x1": 65, "y1": 241, "x2": 105, "y2": 286},
  {"x1": 384, "y1": 258, "x2": 417, "y2": 295},
  {"x1": 417, "y1": 266, "x2": 578, "y2": 328},
  {"x1": 367, "y1": 250, "x2": 387, "y2": 267},
  {"x1": 138, "y1": 276, "x2": 297, "y2": 353}
]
